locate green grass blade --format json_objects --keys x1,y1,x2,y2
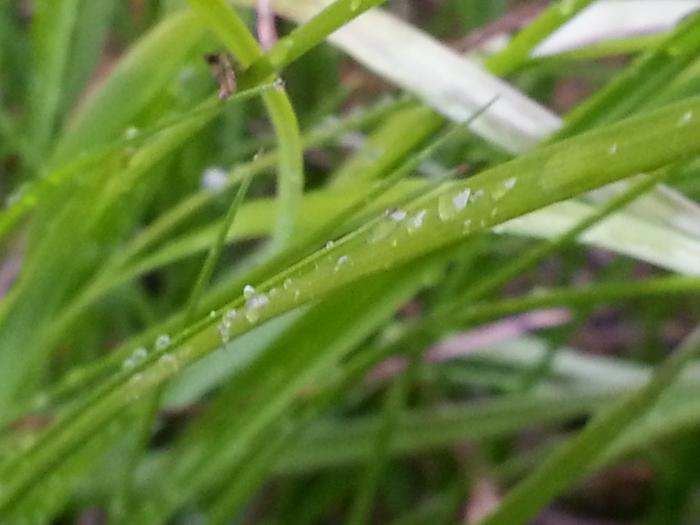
[
  {"x1": 53, "y1": 10, "x2": 206, "y2": 162},
  {"x1": 187, "y1": 0, "x2": 303, "y2": 244},
  {"x1": 477, "y1": 327, "x2": 700, "y2": 525},
  {"x1": 26, "y1": 0, "x2": 80, "y2": 153}
]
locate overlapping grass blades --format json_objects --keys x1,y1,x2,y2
[{"x1": 1, "y1": 1, "x2": 700, "y2": 522}]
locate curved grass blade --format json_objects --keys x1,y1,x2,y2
[{"x1": 476, "y1": 327, "x2": 700, "y2": 525}]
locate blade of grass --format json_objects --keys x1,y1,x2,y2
[
  {"x1": 555, "y1": 11, "x2": 700, "y2": 139},
  {"x1": 347, "y1": 355, "x2": 417, "y2": 525},
  {"x1": 183, "y1": 171, "x2": 254, "y2": 324},
  {"x1": 53, "y1": 10, "x2": 207, "y2": 162},
  {"x1": 26, "y1": 0, "x2": 80, "y2": 153},
  {"x1": 476, "y1": 326, "x2": 700, "y2": 525},
  {"x1": 239, "y1": 0, "x2": 388, "y2": 89},
  {"x1": 485, "y1": 0, "x2": 594, "y2": 76},
  {"x1": 187, "y1": 0, "x2": 304, "y2": 245}
]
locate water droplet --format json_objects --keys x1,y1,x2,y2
[
  {"x1": 504, "y1": 177, "x2": 517, "y2": 189},
  {"x1": 245, "y1": 308, "x2": 260, "y2": 323},
  {"x1": 438, "y1": 189, "x2": 471, "y2": 221},
  {"x1": 245, "y1": 292, "x2": 269, "y2": 323},
  {"x1": 243, "y1": 284, "x2": 256, "y2": 299},
  {"x1": 155, "y1": 335, "x2": 171, "y2": 351},
  {"x1": 125, "y1": 126, "x2": 140, "y2": 139},
  {"x1": 472, "y1": 189, "x2": 485, "y2": 201},
  {"x1": 334, "y1": 255, "x2": 349, "y2": 272},
  {"x1": 283, "y1": 278, "x2": 293, "y2": 290},
  {"x1": 201, "y1": 166, "x2": 228, "y2": 191},
  {"x1": 209, "y1": 310, "x2": 217, "y2": 319},
  {"x1": 407, "y1": 209, "x2": 427, "y2": 234},
  {"x1": 128, "y1": 373, "x2": 144, "y2": 400},
  {"x1": 388, "y1": 208, "x2": 407, "y2": 222},
  {"x1": 123, "y1": 347, "x2": 148, "y2": 370},
  {"x1": 219, "y1": 321, "x2": 231, "y2": 343},
  {"x1": 608, "y1": 143, "x2": 618, "y2": 155},
  {"x1": 219, "y1": 308, "x2": 238, "y2": 342},
  {"x1": 678, "y1": 110, "x2": 693, "y2": 126},
  {"x1": 369, "y1": 218, "x2": 397, "y2": 243},
  {"x1": 273, "y1": 77, "x2": 286, "y2": 89},
  {"x1": 159, "y1": 354, "x2": 179, "y2": 373},
  {"x1": 463, "y1": 218, "x2": 472, "y2": 229},
  {"x1": 269, "y1": 287, "x2": 279, "y2": 297},
  {"x1": 325, "y1": 240, "x2": 335, "y2": 250},
  {"x1": 452, "y1": 188, "x2": 471, "y2": 210}
]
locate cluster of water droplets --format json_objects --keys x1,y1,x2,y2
[
  {"x1": 122, "y1": 347, "x2": 148, "y2": 371},
  {"x1": 218, "y1": 308, "x2": 237, "y2": 343},
  {"x1": 243, "y1": 284, "x2": 270, "y2": 323}
]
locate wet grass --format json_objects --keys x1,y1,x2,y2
[{"x1": 0, "y1": 0, "x2": 700, "y2": 523}]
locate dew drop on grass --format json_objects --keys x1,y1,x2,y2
[
  {"x1": 283, "y1": 278, "x2": 293, "y2": 290},
  {"x1": 245, "y1": 309, "x2": 261, "y2": 324},
  {"x1": 678, "y1": 111, "x2": 693, "y2": 126},
  {"x1": 219, "y1": 308, "x2": 237, "y2": 343},
  {"x1": 245, "y1": 292, "x2": 269, "y2": 323},
  {"x1": 123, "y1": 347, "x2": 148, "y2": 370},
  {"x1": 388, "y1": 208, "x2": 407, "y2": 222},
  {"x1": 201, "y1": 166, "x2": 227, "y2": 191},
  {"x1": 128, "y1": 373, "x2": 144, "y2": 400},
  {"x1": 369, "y1": 217, "x2": 397, "y2": 243},
  {"x1": 438, "y1": 189, "x2": 471, "y2": 221},
  {"x1": 273, "y1": 77, "x2": 286, "y2": 89},
  {"x1": 325, "y1": 240, "x2": 335, "y2": 249},
  {"x1": 334, "y1": 255, "x2": 349, "y2": 272},
  {"x1": 125, "y1": 126, "x2": 140, "y2": 139},
  {"x1": 243, "y1": 284, "x2": 256, "y2": 299},
  {"x1": 608, "y1": 143, "x2": 618, "y2": 155},
  {"x1": 504, "y1": 177, "x2": 517, "y2": 189},
  {"x1": 159, "y1": 353, "x2": 179, "y2": 374},
  {"x1": 155, "y1": 334, "x2": 171, "y2": 351},
  {"x1": 452, "y1": 188, "x2": 471, "y2": 210},
  {"x1": 407, "y1": 209, "x2": 427, "y2": 234},
  {"x1": 219, "y1": 321, "x2": 231, "y2": 343}
]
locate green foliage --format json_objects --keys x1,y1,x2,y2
[{"x1": 1, "y1": 0, "x2": 700, "y2": 523}]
